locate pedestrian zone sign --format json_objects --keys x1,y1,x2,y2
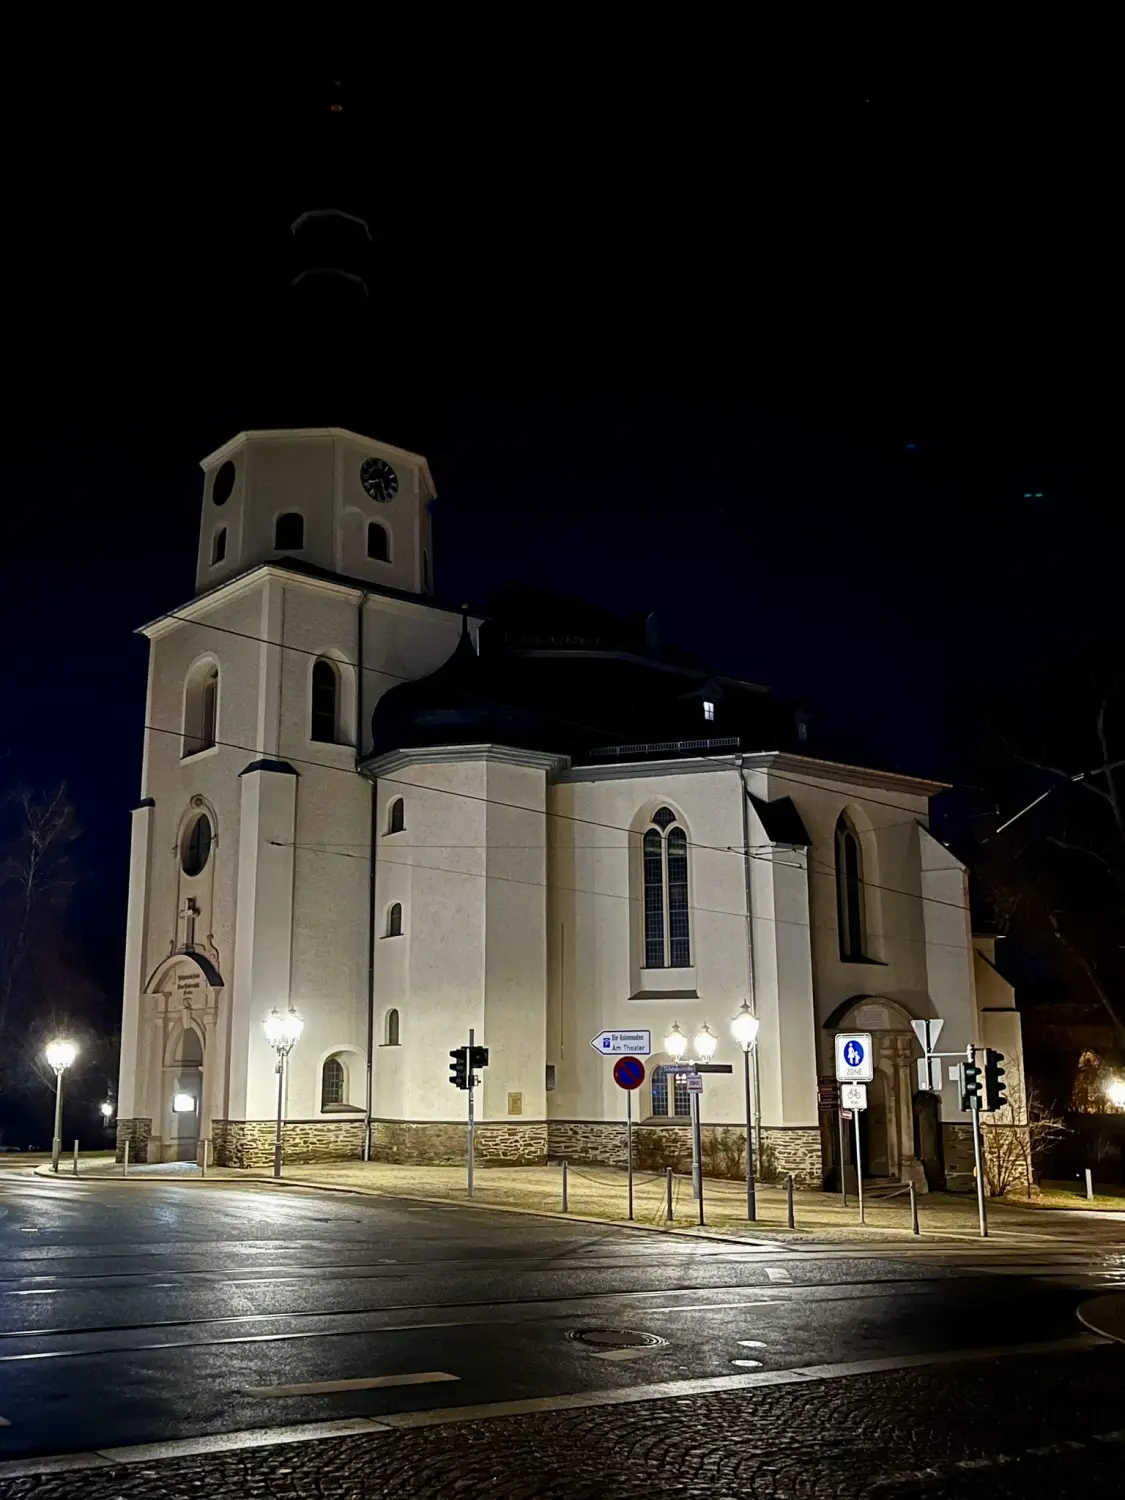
[{"x1": 835, "y1": 1032, "x2": 874, "y2": 1083}]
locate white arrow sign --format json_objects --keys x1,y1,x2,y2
[
  {"x1": 590, "y1": 1030, "x2": 652, "y2": 1057},
  {"x1": 910, "y1": 1018, "x2": 945, "y2": 1055}
]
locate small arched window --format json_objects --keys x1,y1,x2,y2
[
  {"x1": 183, "y1": 662, "x2": 218, "y2": 757},
  {"x1": 321, "y1": 1055, "x2": 346, "y2": 1109},
  {"x1": 385, "y1": 1008, "x2": 400, "y2": 1046},
  {"x1": 642, "y1": 807, "x2": 691, "y2": 968},
  {"x1": 310, "y1": 659, "x2": 339, "y2": 743},
  {"x1": 211, "y1": 527, "x2": 227, "y2": 566},
  {"x1": 367, "y1": 521, "x2": 389, "y2": 562},
  {"x1": 835, "y1": 812, "x2": 867, "y2": 961},
  {"x1": 275, "y1": 512, "x2": 305, "y2": 551},
  {"x1": 386, "y1": 902, "x2": 403, "y2": 937},
  {"x1": 386, "y1": 797, "x2": 405, "y2": 835}
]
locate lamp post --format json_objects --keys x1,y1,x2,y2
[
  {"x1": 263, "y1": 1007, "x2": 304, "y2": 1179},
  {"x1": 99, "y1": 1100, "x2": 115, "y2": 1139},
  {"x1": 45, "y1": 1040, "x2": 78, "y2": 1173},
  {"x1": 731, "y1": 1000, "x2": 760, "y2": 1220}
]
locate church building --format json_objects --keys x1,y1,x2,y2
[{"x1": 115, "y1": 425, "x2": 1024, "y2": 1190}]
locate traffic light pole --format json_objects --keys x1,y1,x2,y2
[
  {"x1": 968, "y1": 1043, "x2": 988, "y2": 1238},
  {"x1": 467, "y1": 1029, "x2": 476, "y2": 1199}
]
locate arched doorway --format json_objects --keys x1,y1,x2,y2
[
  {"x1": 824, "y1": 996, "x2": 931, "y2": 1187},
  {"x1": 165, "y1": 1026, "x2": 203, "y2": 1162},
  {"x1": 913, "y1": 1091, "x2": 945, "y2": 1189}
]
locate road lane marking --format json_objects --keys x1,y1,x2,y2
[
  {"x1": 640, "y1": 1300, "x2": 785, "y2": 1313},
  {"x1": 242, "y1": 1372, "x2": 458, "y2": 1398},
  {"x1": 764, "y1": 1267, "x2": 792, "y2": 1282}
]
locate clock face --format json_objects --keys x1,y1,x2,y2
[{"x1": 360, "y1": 456, "x2": 398, "y2": 503}]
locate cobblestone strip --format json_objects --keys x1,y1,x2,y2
[{"x1": 1, "y1": 1347, "x2": 1124, "y2": 1499}]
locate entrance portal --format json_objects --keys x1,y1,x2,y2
[{"x1": 165, "y1": 1026, "x2": 202, "y2": 1162}]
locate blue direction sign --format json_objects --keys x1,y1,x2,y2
[
  {"x1": 613, "y1": 1056, "x2": 646, "y2": 1091},
  {"x1": 834, "y1": 1032, "x2": 874, "y2": 1083}
]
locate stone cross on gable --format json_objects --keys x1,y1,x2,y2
[{"x1": 178, "y1": 898, "x2": 199, "y2": 950}]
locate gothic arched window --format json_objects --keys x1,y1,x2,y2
[
  {"x1": 385, "y1": 1008, "x2": 400, "y2": 1046},
  {"x1": 183, "y1": 662, "x2": 218, "y2": 758},
  {"x1": 386, "y1": 797, "x2": 405, "y2": 835},
  {"x1": 386, "y1": 902, "x2": 403, "y2": 937},
  {"x1": 275, "y1": 512, "x2": 305, "y2": 551},
  {"x1": 211, "y1": 527, "x2": 227, "y2": 566},
  {"x1": 367, "y1": 521, "x2": 390, "y2": 562},
  {"x1": 310, "y1": 659, "x2": 339, "y2": 743},
  {"x1": 642, "y1": 807, "x2": 691, "y2": 968},
  {"x1": 835, "y1": 812, "x2": 867, "y2": 961},
  {"x1": 321, "y1": 1055, "x2": 346, "y2": 1109}
]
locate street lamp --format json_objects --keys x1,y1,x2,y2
[
  {"x1": 731, "y1": 1000, "x2": 761, "y2": 1221},
  {"x1": 664, "y1": 1021, "x2": 687, "y2": 1062},
  {"x1": 1107, "y1": 1080, "x2": 1125, "y2": 1110},
  {"x1": 263, "y1": 1007, "x2": 304, "y2": 1178},
  {"x1": 693, "y1": 1023, "x2": 718, "y2": 1062},
  {"x1": 44, "y1": 1039, "x2": 78, "y2": 1173}
]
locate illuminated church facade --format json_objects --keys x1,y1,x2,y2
[{"x1": 115, "y1": 425, "x2": 1024, "y2": 1190}]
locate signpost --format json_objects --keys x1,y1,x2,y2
[
  {"x1": 834, "y1": 1033, "x2": 874, "y2": 1083},
  {"x1": 591, "y1": 1030, "x2": 652, "y2": 1056},
  {"x1": 613, "y1": 1055, "x2": 645, "y2": 1220},
  {"x1": 685, "y1": 1074, "x2": 703, "y2": 1094},
  {"x1": 835, "y1": 1034, "x2": 873, "y2": 1220}
]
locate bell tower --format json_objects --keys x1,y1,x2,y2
[{"x1": 195, "y1": 427, "x2": 435, "y2": 599}]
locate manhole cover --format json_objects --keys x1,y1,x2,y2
[{"x1": 568, "y1": 1328, "x2": 667, "y2": 1350}]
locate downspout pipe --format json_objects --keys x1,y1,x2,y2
[
  {"x1": 357, "y1": 590, "x2": 377, "y2": 1161},
  {"x1": 737, "y1": 758, "x2": 763, "y2": 1163}
]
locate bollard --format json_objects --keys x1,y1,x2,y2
[
  {"x1": 666, "y1": 1166, "x2": 674, "y2": 1223},
  {"x1": 561, "y1": 1159, "x2": 568, "y2": 1213},
  {"x1": 786, "y1": 1173, "x2": 795, "y2": 1229},
  {"x1": 123, "y1": 1138, "x2": 130, "y2": 1177},
  {"x1": 200, "y1": 1138, "x2": 209, "y2": 1178},
  {"x1": 910, "y1": 1181, "x2": 920, "y2": 1235},
  {"x1": 72, "y1": 1140, "x2": 79, "y2": 1177},
  {"x1": 1086, "y1": 1167, "x2": 1094, "y2": 1201}
]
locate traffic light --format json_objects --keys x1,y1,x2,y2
[
  {"x1": 469, "y1": 1045, "x2": 489, "y2": 1070},
  {"x1": 960, "y1": 1059, "x2": 982, "y2": 1111},
  {"x1": 449, "y1": 1048, "x2": 468, "y2": 1090},
  {"x1": 984, "y1": 1049, "x2": 1008, "y2": 1111}
]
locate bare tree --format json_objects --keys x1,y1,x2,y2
[
  {"x1": 981, "y1": 1072, "x2": 1069, "y2": 1198},
  {"x1": 0, "y1": 785, "x2": 81, "y2": 1052}
]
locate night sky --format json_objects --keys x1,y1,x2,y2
[{"x1": 0, "y1": 54, "x2": 1115, "y2": 1013}]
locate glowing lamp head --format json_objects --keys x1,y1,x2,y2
[
  {"x1": 263, "y1": 1007, "x2": 304, "y2": 1053},
  {"x1": 731, "y1": 1001, "x2": 760, "y2": 1052},
  {"x1": 45, "y1": 1039, "x2": 78, "y2": 1073},
  {"x1": 99, "y1": 1101, "x2": 114, "y2": 1119},
  {"x1": 664, "y1": 1021, "x2": 688, "y2": 1061},
  {"x1": 1107, "y1": 1079, "x2": 1125, "y2": 1110},
  {"x1": 172, "y1": 1093, "x2": 196, "y2": 1114},
  {"x1": 694, "y1": 1023, "x2": 718, "y2": 1062}
]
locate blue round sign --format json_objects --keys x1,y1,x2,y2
[
  {"x1": 613, "y1": 1056, "x2": 645, "y2": 1091},
  {"x1": 844, "y1": 1040, "x2": 865, "y2": 1068}
]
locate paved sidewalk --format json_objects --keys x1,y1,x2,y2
[{"x1": 42, "y1": 1155, "x2": 1125, "y2": 1247}]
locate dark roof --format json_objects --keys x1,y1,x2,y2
[
  {"x1": 748, "y1": 793, "x2": 812, "y2": 846},
  {"x1": 365, "y1": 593, "x2": 806, "y2": 766}
]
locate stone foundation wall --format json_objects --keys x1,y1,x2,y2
[
  {"x1": 943, "y1": 1123, "x2": 976, "y2": 1190},
  {"x1": 372, "y1": 1120, "x2": 547, "y2": 1166},
  {"x1": 115, "y1": 1118, "x2": 152, "y2": 1165},
  {"x1": 545, "y1": 1120, "x2": 823, "y2": 1188},
  {"x1": 211, "y1": 1118, "x2": 366, "y2": 1168},
  {"x1": 760, "y1": 1127, "x2": 823, "y2": 1188}
]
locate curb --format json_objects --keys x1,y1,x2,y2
[
  {"x1": 1077, "y1": 1293, "x2": 1125, "y2": 1345},
  {"x1": 31, "y1": 1162, "x2": 1038, "y2": 1253}
]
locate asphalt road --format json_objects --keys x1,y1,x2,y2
[{"x1": 1, "y1": 1172, "x2": 1124, "y2": 1495}]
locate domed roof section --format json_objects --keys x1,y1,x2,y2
[{"x1": 369, "y1": 617, "x2": 561, "y2": 756}]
